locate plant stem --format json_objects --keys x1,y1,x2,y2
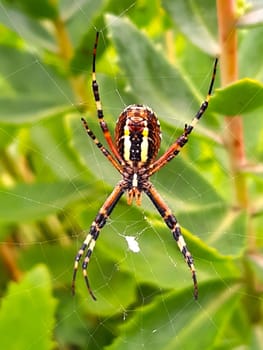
[
  {"x1": 0, "y1": 242, "x2": 22, "y2": 282},
  {"x1": 217, "y1": 0, "x2": 257, "y2": 254},
  {"x1": 216, "y1": 0, "x2": 249, "y2": 211}
]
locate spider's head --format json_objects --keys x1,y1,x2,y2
[{"x1": 114, "y1": 104, "x2": 162, "y2": 164}]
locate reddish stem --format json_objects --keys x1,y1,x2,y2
[{"x1": 216, "y1": 0, "x2": 249, "y2": 210}]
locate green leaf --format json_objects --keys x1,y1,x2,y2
[
  {"x1": 0, "y1": 265, "x2": 57, "y2": 350},
  {"x1": 69, "y1": 0, "x2": 136, "y2": 75},
  {"x1": 0, "y1": 124, "x2": 18, "y2": 148},
  {"x1": 107, "y1": 14, "x2": 203, "y2": 121},
  {"x1": 162, "y1": 0, "x2": 219, "y2": 55},
  {"x1": 0, "y1": 181, "x2": 94, "y2": 223},
  {"x1": 221, "y1": 305, "x2": 251, "y2": 348},
  {"x1": 0, "y1": 46, "x2": 74, "y2": 124},
  {"x1": 0, "y1": 8, "x2": 56, "y2": 50},
  {"x1": 179, "y1": 206, "x2": 248, "y2": 256},
  {"x1": 18, "y1": 245, "x2": 138, "y2": 317},
  {"x1": 30, "y1": 115, "x2": 88, "y2": 180},
  {"x1": 239, "y1": 25, "x2": 263, "y2": 81},
  {"x1": 4, "y1": 0, "x2": 58, "y2": 20},
  {"x1": 210, "y1": 78, "x2": 263, "y2": 115},
  {"x1": 0, "y1": 96, "x2": 74, "y2": 124},
  {"x1": 153, "y1": 157, "x2": 223, "y2": 206},
  {"x1": 105, "y1": 281, "x2": 241, "y2": 350},
  {"x1": 77, "y1": 256, "x2": 138, "y2": 317},
  {"x1": 92, "y1": 200, "x2": 240, "y2": 292}
]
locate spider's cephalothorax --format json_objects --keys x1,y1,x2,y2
[{"x1": 72, "y1": 31, "x2": 218, "y2": 301}]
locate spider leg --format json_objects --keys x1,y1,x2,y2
[
  {"x1": 72, "y1": 183, "x2": 125, "y2": 300},
  {"x1": 144, "y1": 183, "x2": 198, "y2": 299},
  {"x1": 92, "y1": 32, "x2": 123, "y2": 165},
  {"x1": 81, "y1": 117, "x2": 123, "y2": 174},
  {"x1": 149, "y1": 58, "x2": 218, "y2": 176}
]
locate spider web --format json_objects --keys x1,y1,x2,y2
[{"x1": 0, "y1": 1, "x2": 258, "y2": 349}]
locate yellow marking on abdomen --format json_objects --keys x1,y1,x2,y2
[
  {"x1": 140, "y1": 126, "x2": 149, "y2": 163},
  {"x1": 123, "y1": 124, "x2": 131, "y2": 161}
]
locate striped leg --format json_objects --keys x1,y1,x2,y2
[
  {"x1": 149, "y1": 57, "x2": 218, "y2": 176},
  {"x1": 72, "y1": 183, "x2": 125, "y2": 300},
  {"x1": 91, "y1": 32, "x2": 123, "y2": 164},
  {"x1": 144, "y1": 184, "x2": 198, "y2": 299},
  {"x1": 81, "y1": 117, "x2": 123, "y2": 174}
]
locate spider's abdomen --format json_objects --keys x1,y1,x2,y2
[{"x1": 115, "y1": 104, "x2": 161, "y2": 164}]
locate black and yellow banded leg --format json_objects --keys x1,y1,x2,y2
[
  {"x1": 148, "y1": 58, "x2": 218, "y2": 177},
  {"x1": 144, "y1": 184, "x2": 198, "y2": 299},
  {"x1": 72, "y1": 183, "x2": 125, "y2": 300},
  {"x1": 91, "y1": 31, "x2": 123, "y2": 164},
  {"x1": 185, "y1": 57, "x2": 218, "y2": 135},
  {"x1": 81, "y1": 117, "x2": 123, "y2": 173},
  {"x1": 72, "y1": 231, "x2": 98, "y2": 300}
]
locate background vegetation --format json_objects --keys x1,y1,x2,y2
[{"x1": 0, "y1": 0, "x2": 263, "y2": 349}]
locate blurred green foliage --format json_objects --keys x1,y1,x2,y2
[{"x1": 0, "y1": 0, "x2": 263, "y2": 349}]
